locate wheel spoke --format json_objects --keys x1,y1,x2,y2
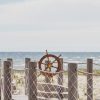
[
  {"x1": 51, "y1": 66, "x2": 57, "y2": 69},
  {"x1": 44, "y1": 66, "x2": 49, "y2": 71},
  {"x1": 41, "y1": 63, "x2": 46, "y2": 65},
  {"x1": 51, "y1": 54, "x2": 61, "y2": 64},
  {"x1": 49, "y1": 67, "x2": 51, "y2": 72},
  {"x1": 46, "y1": 50, "x2": 50, "y2": 62}
]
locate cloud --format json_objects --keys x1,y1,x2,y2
[
  {"x1": 0, "y1": 0, "x2": 100, "y2": 51},
  {"x1": 0, "y1": 0, "x2": 100, "y2": 31},
  {"x1": 0, "y1": 30, "x2": 100, "y2": 52}
]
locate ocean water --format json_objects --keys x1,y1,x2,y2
[{"x1": 0, "y1": 52, "x2": 100, "y2": 69}]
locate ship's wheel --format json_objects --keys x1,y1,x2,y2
[{"x1": 38, "y1": 50, "x2": 62, "y2": 77}]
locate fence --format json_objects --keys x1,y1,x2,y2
[{"x1": 0, "y1": 58, "x2": 100, "y2": 100}]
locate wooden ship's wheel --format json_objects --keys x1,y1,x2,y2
[{"x1": 38, "y1": 50, "x2": 62, "y2": 77}]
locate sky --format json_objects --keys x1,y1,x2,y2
[{"x1": 0, "y1": 0, "x2": 100, "y2": 52}]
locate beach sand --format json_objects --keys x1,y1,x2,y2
[{"x1": 1, "y1": 70, "x2": 100, "y2": 100}]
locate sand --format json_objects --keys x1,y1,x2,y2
[
  {"x1": 1, "y1": 70, "x2": 100, "y2": 100},
  {"x1": 78, "y1": 75, "x2": 100, "y2": 100},
  {"x1": 13, "y1": 95, "x2": 28, "y2": 100}
]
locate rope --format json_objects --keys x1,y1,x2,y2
[
  {"x1": 63, "y1": 61, "x2": 86, "y2": 64},
  {"x1": 13, "y1": 62, "x2": 100, "y2": 66},
  {"x1": 49, "y1": 61, "x2": 100, "y2": 67},
  {"x1": 37, "y1": 69, "x2": 100, "y2": 76},
  {"x1": 37, "y1": 69, "x2": 67, "y2": 74},
  {"x1": 37, "y1": 82, "x2": 68, "y2": 89},
  {"x1": 64, "y1": 62, "x2": 100, "y2": 66},
  {"x1": 78, "y1": 70, "x2": 100, "y2": 76},
  {"x1": 93, "y1": 63, "x2": 100, "y2": 66}
]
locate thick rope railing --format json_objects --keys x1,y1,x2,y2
[{"x1": 78, "y1": 70, "x2": 100, "y2": 76}]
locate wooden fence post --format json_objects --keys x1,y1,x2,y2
[
  {"x1": 7, "y1": 58, "x2": 13, "y2": 67},
  {"x1": 7, "y1": 58, "x2": 13, "y2": 75},
  {"x1": 68, "y1": 63, "x2": 78, "y2": 100},
  {"x1": 4, "y1": 61, "x2": 12, "y2": 100},
  {"x1": 58, "y1": 58, "x2": 63, "y2": 85},
  {"x1": 0, "y1": 59, "x2": 1, "y2": 100},
  {"x1": 44, "y1": 60, "x2": 51, "y2": 98},
  {"x1": 58, "y1": 58, "x2": 63, "y2": 99},
  {"x1": 7, "y1": 58, "x2": 13, "y2": 76},
  {"x1": 25, "y1": 58, "x2": 30, "y2": 95},
  {"x1": 87, "y1": 59, "x2": 93, "y2": 100},
  {"x1": 7, "y1": 58, "x2": 13, "y2": 95},
  {"x1": 44, "y1": 60, "x2": 51, "y2": 83},
  {"x1": 28, "y1": 62, "x2": 37, "y2": 100},
  {"x1": 44, "y1": 74, "x2": 51, "y2": 98}
]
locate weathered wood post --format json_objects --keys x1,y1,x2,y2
[
  {"x1": 44, "y1": 60, "x2": 51, "y2": 98},
  {"x1": 7, "y1": 58, "x2": 13, "y2": 76},
  {"x1": 7, "y1": 58, "x2": 13, "y2": 66},
  {"x1": 68, "y1": 63, "x2": 78, "y2": 100},
  {"x1": 87, "y1": 59, "x2": 93, "y2": 100},
  {"x1": 28, "y1": 61, "x2": 37, "y2": 100},
  {"x1": 0, "y1": 59, "x2": 1, "y2": 100},
  {"x1": 45, "y1": 61, "x2": 51, "y2": 86},
  {"x1": 7, "y1": 58, "x2": 13, "y2": 75},
  {"x1": 58, "y1": 58, "x2": 63, "y2": 99},
  {"x1": 7, "y1": 58, "x2": 13, "y2": 95},
  {"x1": 4, "y1": 61, "x2": 12, "y2": 100},
  {"x1": 44, "y1": 73, "x2": 51, "y2": 98},
  {"x1": 25, "y1": 58, "x2": 30, "y2": 95},
  {"x1": 58, "y1": 58, "x2": 63, "y2": 85}
]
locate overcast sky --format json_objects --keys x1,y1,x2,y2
[{"x1": 0, "y1": 0, "x2": 100, "y2": 52}]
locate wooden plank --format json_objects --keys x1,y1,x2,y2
[
  {"x1": 87, "y1": 59, "x2": 93, "y2": 100},
  {"x1": 68, "y1": 63, "x2": 78, "y2": 100},
  {"x1": 0, "y1": 59, "x2": 1, "y2": 100},
  {"x1": 44, "y1": 60, "x2": 51, "y2": 98},
  {"x1": 44, "y1": 75, "x2": 51, "y2": 98},
  {"x1": 7, "y1": 58, "x2": 13, "y2": 75},
  {"x1": 28, "y1": 62, "x2": 37, "y2": 100},
  {"x1": 4, "y1": 61, "x2": 12, "y2": 100},
  {"x1": 58, "y1": 58, "x2": 63, "y2": 85},
  {"x1": 7, "y1": 58, "x2": 13, "y2": 94},
  {"x1": 25, "y1": 58, "x2": 30, "y2": 95},
  {"x1": 58, "y1": 58, "x2": 63, "y2": 99},
  {"x1": 7, "y1": 58, "x2": 13, "y2": 67},
  {"x1": 7, "y1": 58, "x2": 13, "y2": 74}
]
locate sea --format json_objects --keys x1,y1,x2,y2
[{"x1": 0, "y1": 52, "x2": 100, "y2": 69}]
